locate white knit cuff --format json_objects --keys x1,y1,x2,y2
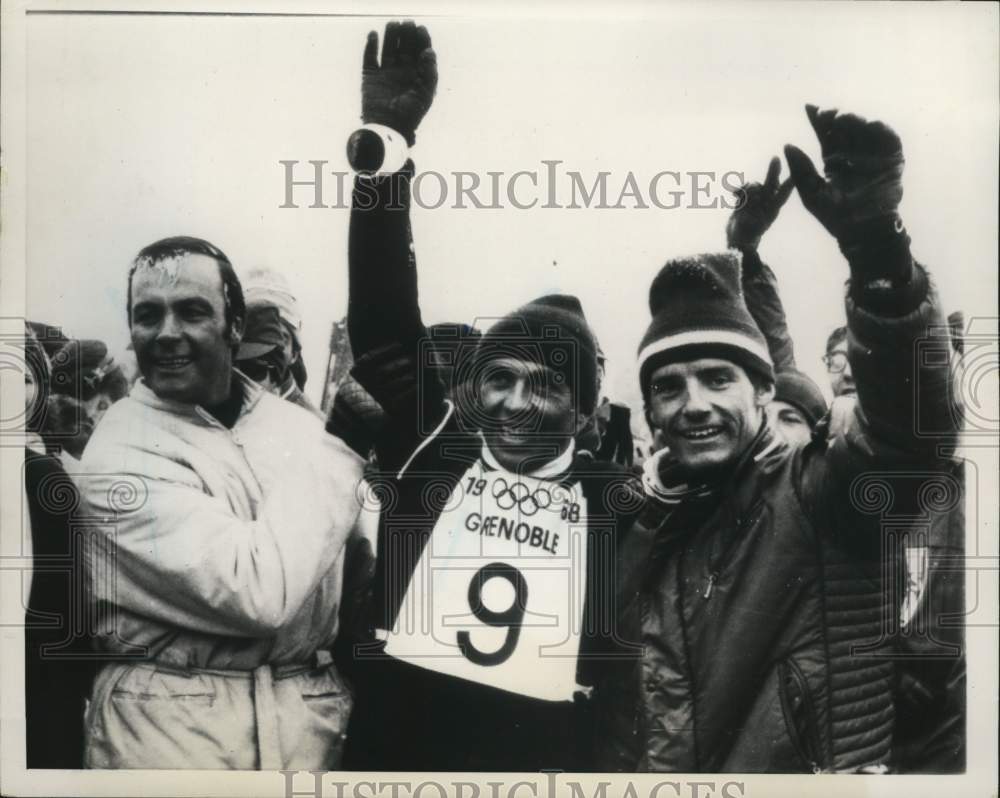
[{"x1": 355, "y1": 123, "x2": 410, "y2": 176}]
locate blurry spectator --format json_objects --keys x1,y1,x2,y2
[
  {"x1": 890, "y1": 307, "x2": 966, "y2": 773},
  {"x1": 42, "y1": 394, "x2": 93, "y2": 473},
  {"x1": 50, "y1": 339, "x2": 109, "y2": 396},
  {"x1": 576, "y1": 350, "x2": 636, "y2": 467},
  {"x1": 85, "y1": 365, "x2": 130, "y2": 428},
  {"x1": 823, "y1": 325, "x2": 855, "y2": 398},
  {"x1": 26, "y1": 321, "x2": 69, "y2": 366},
  {"x1": 947, "y1": 310, "x2": 964, "y2": 357},
  {"x1": 49, "y1": 338, "x2": 130, "y2": 451},
  {"x1": 240, "y1": 266, "x2": 318, "y2": 412},
  {"x1": 236, "y1": 304, "x2": 319, "y2": 415},
  {"x1": 24, "y1": 325, "x2": 51, "y2": 453},
  {"x1": 22, "y1": 324, "x2": 93, "y2": 768},
  {"x1": 767, "y1": 370, "x2": 828, "y2": 446}
]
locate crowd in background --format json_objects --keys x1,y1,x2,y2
[{"x1": 18, "y1": 20, "x2": 969, "y2": 778}]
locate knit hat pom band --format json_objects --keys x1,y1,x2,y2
[
  {"x1": 638, "y1": 252, "x2": 775, "y2": 396},
  {"x1": 639, "y1": 332, "x2": 774, "y2": 393}
]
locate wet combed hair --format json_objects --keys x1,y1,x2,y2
[
  {"x1": 126, "y1": 236, "x2": 245, "y2": 337},
  {"x1": 825, "y1": 325, "x2": 847, "y2": 357}
]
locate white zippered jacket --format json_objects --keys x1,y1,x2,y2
[{"x1": 79, "y1": 374, "x2": 364, "y2": 769}]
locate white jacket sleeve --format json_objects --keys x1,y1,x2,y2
[{"x1": 83, "y1": 431, "x2": 364, "y2": 638}]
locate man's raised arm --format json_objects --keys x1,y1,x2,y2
[
  {"x1": 785, "y1": 105, "x2": 961, "y2": 463},
  {"x1": 727, "y1": 155, "x2": 797, "y2": 372},
  {"x1": 345, "y1": 23, "x2": 439, "y2": 425}
]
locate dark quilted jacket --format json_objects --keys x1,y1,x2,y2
[{"x1": 597, "y1": 271, "x2": 961, "y2": 773}]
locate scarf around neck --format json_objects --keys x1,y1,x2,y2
[{"x1": 642, "y1": 421, "x2": 786, "y2": 506}]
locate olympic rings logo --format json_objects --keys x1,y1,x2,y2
[{"x1": 491, "y1": 478, "x2": 552, "y2": 517}]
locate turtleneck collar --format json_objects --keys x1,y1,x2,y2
[{"x1": 479, "y1": 434, "x2": 577, "y2": 481}]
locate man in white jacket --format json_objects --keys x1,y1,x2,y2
[{"x1": 80, "y1": 236, "x2": 364, "y2": 769}]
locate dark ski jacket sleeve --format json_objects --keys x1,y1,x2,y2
[
  {"x1": 347, "y1": 163, "x2": 449, "y2": 473},
  {"x1": 741, "y1": 247, "x2": 796, "y2": 372}
]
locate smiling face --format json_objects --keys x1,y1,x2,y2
[
  {"x1": 646, "y1": 357, "x2": 773, "y2": 476},
  {"x1": 129, "y1": 253, "x2": 237, "y2": 407},
  {"x1": 476, "y1": 356, "x2": 583, "y2": 472}
]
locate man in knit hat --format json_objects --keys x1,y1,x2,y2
[
  {"x1": 635, "y1": 250, "x2": 779, "y2": 482},
  {"x1": 337, "y1": 22, "x2": 641, "y2": 772},
  {"x1": 600, "y1": 105, "x2": 962, "y2": 773}
]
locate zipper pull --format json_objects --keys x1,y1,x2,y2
[{"x1": 703, "y1": 572, "x2": 717, "y2": 599}]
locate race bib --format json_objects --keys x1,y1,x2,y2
[{"x1": 379, "y1": 461, "x2": 589, "y2": 702}]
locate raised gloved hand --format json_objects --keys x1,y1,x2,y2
[
  {"x1": 786, "y1": 105, "x2": 918, "y2": 310},
  {"x1": 349, "y1": 340, "x2": 421, "y2": 417},
  {"x1": 784, "y1": 104, "x2": 904, "y2": 242},
  {"x1": 360, "y1": 21, "x2": 438, "y2": 147},
  {"x1": 725, "y1": 156, "x2": 794, "y2": 251}
]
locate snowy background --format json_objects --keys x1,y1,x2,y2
[{"x1": 25, "y1": 3, "x2": 999, "y2": 416}]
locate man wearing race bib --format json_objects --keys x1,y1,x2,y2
[{"x1": 337, "y1": 21, "x2": 642, "y2": 772}]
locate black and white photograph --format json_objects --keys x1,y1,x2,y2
[{"x1": 1, "y1": 2, "x2": 997, "y2": 796}]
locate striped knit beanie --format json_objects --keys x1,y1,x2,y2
[{"x1": 638, "y1": 252, "x2": 774, "y2": 398}]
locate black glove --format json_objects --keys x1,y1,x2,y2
[
  {"x1": 349, "y1": 340, "x2": 421, "y2": 417},
  {"x1": 326, "y1": 374, "x2": 387, "y2": 459},
  {"x1": 725, "y1": 156, "x2": 793, "y2": 251},
  {"x1": 785, "y1": 104, "x2": 913, "y2": 289},
  {"x1": 361, "y1": 21, "x2": 438, "y2": 147},
  {"x1": 784, "y1": 105, "x2": 904, "y2": 237}
]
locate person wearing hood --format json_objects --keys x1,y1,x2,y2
[
  {"x1": 238, "y1": 266, "x2": 319, "y2": 416},
  {"x1": 600, "y1": 105, "x2": 961, "y2": 773}
]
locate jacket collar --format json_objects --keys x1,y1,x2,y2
[{"x1": 130, "y1": 369, "x2": 264, "y2": 429}]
